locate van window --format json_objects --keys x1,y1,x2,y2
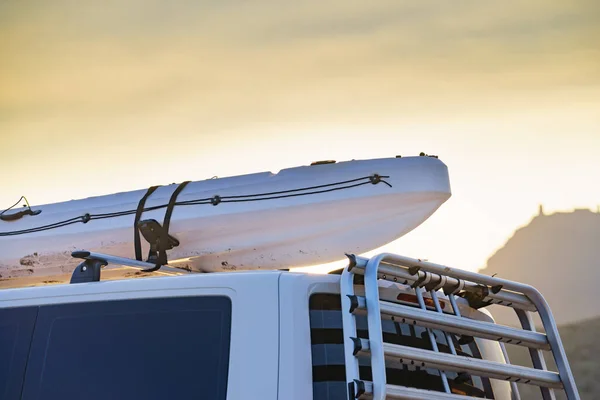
[
  {"x1": 309, "y1": 293, "x2": 494, "y2": 399},
  {"x1": 21, "y1": 295, "x2": 232, "y2": 400},
  {"x1": 0, "y1": 307, "x2": 38, "y2": 400}
]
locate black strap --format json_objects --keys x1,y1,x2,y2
[
  {"x1": 134, "y1": 186, "x2": 160, "y2": 261},
  {"x1": 145, "y1": 181, "x2": 191, "y2": 272}
]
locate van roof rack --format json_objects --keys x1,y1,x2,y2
[
  {"x1": 69, "y1": 250, "x2": 195, "y2": 284},
  {"x1": 340, "y1": 252, "x2": 580, "y2": 400}
]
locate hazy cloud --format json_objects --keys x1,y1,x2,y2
[{"x1": 1, "y1": 0, "x2": 598, "y2": 144}]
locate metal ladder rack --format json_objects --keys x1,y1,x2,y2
[{"x1": 340, "y1": 252, "x2": 580, "y2": 400}]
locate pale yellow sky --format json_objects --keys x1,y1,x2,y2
[{"x1": 1, "y1": 1, "x2": 599, "y2": 272}]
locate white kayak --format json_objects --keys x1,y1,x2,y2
[{"x1": 0, "y1": 155, "x2": 451, "y2": 278}]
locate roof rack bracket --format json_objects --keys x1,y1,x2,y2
[
  {"x1": 137, "y1": 219, "x2": 180, "y2": 272},
  {"x1": 70, "y1": 251, "x2": 108, "y2": 284},
  {"x1": 460, "y1": 291, "x2": 493, "y2": 310},
  {"x1": 68, "y1": 250, "x2": 194, "y2": 284}
]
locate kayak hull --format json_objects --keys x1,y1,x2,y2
[{"x1": 0, "y1": 156, "x2": 451, "y2": 278}]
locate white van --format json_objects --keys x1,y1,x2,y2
[{"x1": 0, "y1": 252, "x2": 579, "y2": 400}]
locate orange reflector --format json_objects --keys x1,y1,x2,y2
[{"x1": 397, "y1": 293, "x2": 446, "y2": 309}]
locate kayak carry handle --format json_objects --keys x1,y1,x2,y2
[
  {"x1": 0, "y1": 208, "x2": 42, "y2": 222},
  {"x1": 1, "y1": 196, "x2": 41, "y2": 222}
]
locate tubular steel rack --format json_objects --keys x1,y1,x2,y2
[{"x1": 340, "y1": 252, "x2": 580, "y2": 400}]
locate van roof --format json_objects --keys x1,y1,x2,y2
[{"x1": 0, "y1": 269, "x2": 489, "y2": 323}]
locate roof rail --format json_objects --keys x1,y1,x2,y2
[{"x1": 340, "y1": 252, "x2": 580, "y2": 400}]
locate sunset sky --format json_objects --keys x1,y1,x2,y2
[{"x1": 1, "y1": 1, "x2": 599, "y2": 272}]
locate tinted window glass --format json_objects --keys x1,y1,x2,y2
[
  {"x1": 0, "y1": 307, "x2": 38, "y2": 400},
  {"x1": 309, "y1": 293, "x2": 494, "y2": 399},
  {"x1": 22, "y1": 296, "x2": 231, "y2": 400}
]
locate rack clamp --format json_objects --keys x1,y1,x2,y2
[
  {"x1": 137, "y1": 219, "x2": 180, "y2": 272},
  {"x1": 459, "y1": 284, "x2": 493, "y2": 310},
  {"x1": 424, "y1": 274, "x2": 447, "y2": 292},
  {"x1": 70, "y1": 251, "x2": 108, "y2": 284},
  {"x1": 349, "y1": 380, "x2": 366, "y2": 399}
]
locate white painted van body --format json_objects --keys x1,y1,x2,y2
[{"x1": 0, "y1": 270, "x2": 512, "y2": 399}]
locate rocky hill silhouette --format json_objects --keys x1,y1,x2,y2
[
  {"x1": 478, "y1": 208, "x2": 599, "y2": 398},
  {"x1": 479, "y1": 208, "x2": 600, "y2": 326}
]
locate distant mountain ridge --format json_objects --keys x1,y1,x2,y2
[{"x1": 479, "y1": 208, "x2": 600, "y2": 326}]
